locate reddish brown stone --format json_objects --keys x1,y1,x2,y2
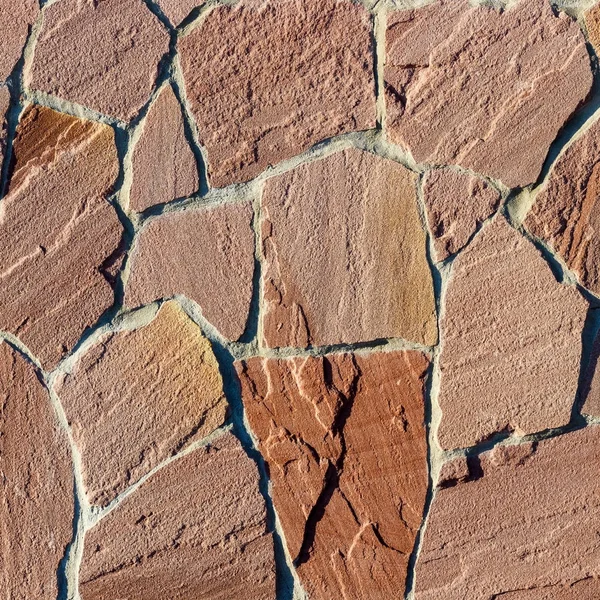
[
  {"x1": 0, "y1": 342, "x2": 74, "y2": 599},
  {"x1": 236, "y1": 350, "x2": 429, "y2": 600},
  {"x1": 55, "y1": 301, "x2": 227, "y2": 506},
  {"x1": 0, "y1": 105, "x2": 122, "y2": 368},
  {"x1": 0, "y1": 86, "x2": 9, "y2": 168},
  {"x1": 129, "y1": 83, "x2": 198, "y2": 212},
  {"x1": 582, "y1": 330, "x2": 600, "y2": 416},
  {"x1": 262, "y1": 149, "x2": 436, "y2": 348},
  {"x1": 158, "y1": 0, "x2": 203, "y2": 26},
  {"x1": 0, "y1": 0, "x2": 38, "y2": 81},
  {"x1": 585, "y1": 3, "x2": 600, "y2": 53},
  {"x1": 438, "y1": 218, "x2": 586, "y2": 450},
  {"x1": 80, "y1": 432, "x2": 275, "y2": 600},
  {"x1": 178, "y1": 0, "x2": 375, "y2": 187},
  {"x1": 385, "y1": 0, "x2": 592, "y2": 188},
  {"x1": 423, "y1": 169, "x2": 501, "y2": 261},
  {"x1": 125, "y1": 202, "x2": 254, "y2": 340},
  {"x1": 415, "y1": 428, "x2": 600, "y2": 599},
  {"x1": 30, "y1": 0, "x2": 169, "y2": 121}
]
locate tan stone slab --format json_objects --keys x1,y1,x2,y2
[
  {"x1": 80, "y1": 432, "x2": 275, "y2": 600},
  {"x1": 0, "y1": 0, "x2": 38, "y2": 81},
  {"x1": 178, "y1": 0, "x2": 376, "y2": 187},
  {"x1": 585, "y1": 3, "x2": 600, "y2": 53},
  {"x1": 55, "y1": 301, "x2": 227, "y2": 506},
  {"x1": 158, "y1": 0, "x2": 203, "y2": 26}
]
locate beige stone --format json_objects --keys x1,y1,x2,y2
[
  {"x1": 0, "y1": 0, "x2": 38, "y2": 81},
  {"x1": 158, "y1": 0, "x2": 203, "y2": 26}
]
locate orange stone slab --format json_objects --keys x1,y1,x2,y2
[
  {"x1": 0, "y1": 0, "x2": 38, "y2": 81},
  {"x1": 585, "y1": 3, "x2": 600, "y2": 53}
]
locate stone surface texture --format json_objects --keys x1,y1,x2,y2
[
  {"x1": 437, "y1": 218, "x2": 586, "y2": 449},
  {"x1": 0, "y1": 0, "x2": 38, "y2": 81},
  {"x1": 585, "y1": 3, "x2": 600, "y2": 53},
  {"x1": 262, "y1": 148, "x2": 437, "y2": 348},
  {"x1": 158, "y1": 0, "x2": 204, "y2": 26},
  {"x1": 125, "y1": 202, "x2": 255, "y2": 340},
  {"x1": 385, "y1": 0, "x2": 592, "y2": 187},
  {"x1": 179, "y1": 0, "x2": 376, "y2": 187},
  {"x1": 56, "y1": 301, "x2": 227, "y2": 506},
  {"x1": 237, "y1": 350, "x2": 429, "y2": 600}
]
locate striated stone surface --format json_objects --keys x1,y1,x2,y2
[
  {"x1": 0, "y1": 342, "x2": 74, "y2": 599},
  {"x1": 125, "y1": 202, "x2": 255, "y2": 340},
  {"x1": 385, "y1": 0, "x2": 592, "y2": 188},
  {"x1": 159, "y1": 0, "x2": 204, "y2": 26},
  {"x1": 0, "y1": 0, "x2": 38, "y2": 81},
  {"x1": 526, "y1": 117, "x2": 600, "y2": 297},
  {"x1": 423, "y1": 169, "x2": 501, "y2": 261},
  {"x1": 438, "y1": 218, "x2": 586, "y2": 450},
  {"x1": 585, "y1": 3, "x2": 600, "y2": 53},
  {"x1": 0, "y1": 105, "x2": 122, "y2": 368},
  {"x1": 179, "y1": 0, "x2": 375, "y2": 187},
  {"x1": 56, "y1": 301, "x2": 227, "y2": 506},
  {"x1": 237, "y1": 350, "x2": 429, "y2": 600},
  {"x1": 0, "y1": 86, "x2": 9, "y2": 168},
  {"x1": 415, "y1": 429, "x2": 600, "y2": 599},
  {"x1": 80, "y1": 432, "x2": 275, "y2": 600},
  {"x1": 129, "y1": 83, "x2": 198, "y2": 212},
  {"x1": 30, "y1": 0, "x2": 169, "y2": 121},
  {"x1": 262, "y1": 148, "x2": 437, "y2": 348}
]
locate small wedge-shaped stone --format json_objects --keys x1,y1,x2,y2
[
  {"x1": 423, "y1": 169, "x2": 501, "y2": 261},
  {"x1": 386, "y1": 0, "x2": 591, "y2": 188},
  {"x1": 0, "y1": 342, "x2": 74, "y2": 600},
  {"x1": 55, "y1": 301, "x2": 227, "y2": 506},
  {"x1": 80, "y1": 432, "x2": 275, "y2": 600},
  {"x1": 125, "y1": 202, "x2": 254, "y2": 340},
  {"x1": 527, "y1": 117, "x2": 600, "y2": 296},
  {"x1": 438, "y1": 218, "x2": 586, "y2": 449},
  {"x1": 0, "y1": 105, "x2": 122, "y2": 369},
  {"x1": 178, "y1": 0, "x2": 375, "y2": 187},
  {"x1": 158, "y1": 0, "x2": 203, "y2": 26},
  {"x1": 415, "y1": 429, "x2": 600, "y2": 599},
  {"x1": 129, "y1": 83, "x2": 198, "y2": 212},
  {"x1": 0, "y1": 86, "x2": 9, "y2": 168},
  {"x1": 0, "y1": 0, "x2": 38, "y2": 81},
  {"x1": 237, "y1": 350, "x2": 429, "y2": 600},
  {"x1": 262, "y1": 148, "x2": 437, "y2": 348},
  {"x1": 30, "y1": 0, "x2": 169, "y2": 121}
]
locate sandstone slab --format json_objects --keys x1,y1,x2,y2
[
  {"x1": 0, "y1": 0, "x2": 38, "y2": 81},
  {"x1": 262, "y1": 148, "x2": 436, "y2": 348},
  {"x1": 30, "y1": 0, "x2": 169, "y2": 121},
  {"x1": 237, "y1": 350, "x2": 429, "y2": 600},
  {"x1": 582, "y1": 330, "x2": 600, "y2": 416},
  {"x1": 129, "y1": 83, "x2": 198, "y2": 212},
  {"x1": 0, "y1": 342, "x2": 74, "y2": 600},
  {"x1": 438, "y1": 218, "x2": 586, "y2": 450},
  {"x1": 423, "y1": 169, "x2": 501, "y2": 261},
  {"x1": 0, "y1": 105, "x2": 122, "y2": 368},
  {"x1": 415, "y1": 428, "x2": 600, "y2": 599},
  {"x1": 178, "y1": 0, "x2": 375, "y2": 187},
  {"x1": 80, "y1": 432, "x2": 275, "y2": 600},
  {"x1": 159, "y1": 0, "x2": 203, "y2": 26},
  {"x1": 585, "y1": 3, "x2": 600, "y2": 53},
  {"x1": 56, "y1": 301, "x2": 227, "y2": 506},
  {"x1": 385, "y1": 0, "x2": 592, "y2": 188},
  {"x1": 125, "y1": 202, "x2": 255, "y2": 340},
  {"x1": 0, "y1": 86, "x2": 9, "y2": 169}
]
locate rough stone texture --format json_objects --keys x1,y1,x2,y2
[
  {"x1": 385, "y1": 0, "x2": 592, "y2": 188},
  {"x1": 30, "y1": 0, "x2": 169, "y2": 121},
  {"x1": 55, "y1": 301, "x2": 227, "y2": 507},
  {"x1": 262, "y1": 149, "x2": 437, "y2": 348},
  {"x1": 585, "y1": 3, "x2": 600, "y2": 53},
  {"x1": 237, "y1": 350, "x2": 429, "y2": 600},
  {"x1": 423, "y1": 169, "x2": 501, "y2": 261},
  {"x1": 526, "y1": 117, "x2": 600, "y2": 297},
  {"x1": 438, "y1": 218, "x2": 586, "y2": 450},
  {"x1": 0, "y1": 342, "x2": 74, "y2": 600},
  {"x1": 0, "y1": 105, "x2": 122, "y2": 369},
  {"x1": 582, "y1": 330, "x2": 600, "y2": 416},
  {"x1": 129, "y1": 83, "x2": 198, "y2": 212},
  {"x1": 125, "y1": 202, "x2": 255, "y2": 340},
  {"x1": 179, "y1": 0, "x2": 376, "y2": 187},
  {"x1": 415, "y1": 429, "x2": 600, "y2": 599},
  {"x1": 0, "y1": 86, "x2": 9, "y2": 168},
  {"x1": 0, "y1": 0, "x2": 38, "y2": 81},
  {"x1": 80, "y1": 432, "x2": 275, "y2": 600},
  {"x1": 158, "y1": 0, "x2": 203, "y2": 26}
]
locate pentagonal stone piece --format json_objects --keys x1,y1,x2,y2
[{"x1": 0, "y1": 0, "x2": 38, "y2": 81}]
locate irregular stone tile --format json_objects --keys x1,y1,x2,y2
[
  {"x1": 80, "y1": 432, "x2": 275, "y2": 600},
  {"x1": 262, "y1": 148, "x2": 437, "y2": 348},
  {"x1": 0, "y1": 342, "x2": 74, "y2": 599},
  {"x1": 438, "y1": 218, "x2": 586, "y2": 450},
  {"x1": 125, "y1": 202, "x2": 254, "y2": 341},
  {"x1": 415, "y1": 428, "x2": 600, "y2": 599},
  {"x1": 0, "y1": 105, "x2": 122, "y2": 369},
  {"x1": 385, "y1": 0, "x2": 592, "y2": 188},
  {"x1": 423, "y1": 169, "x2": 501, "y2": 261},
  {"x1": 0, "y1": 0, "x2": 38, "y2": 81},
  {"x1": 582, "y1": 329, "x2": 600, "y2": 416},
  {"x1": 178, "y1": 0, "x2": 375, "y2": 187},
  {"x1": 55, "y1": 301, "x2": 227, "y2": 507},
  {"x1": 158, "y1": 0, "x2": 204, "y2": 26},
  {"x1": 129, "y1": 84, "x2": 198, "y2": 212},
  {"x1": 236, "y1": 350, "x2": 429, "y2": 600},
  {"x1": 526, "y1": 117, "x2": 600, "y2": 296},
  {"x1": 0, "y1": 86, "x2": 9, "y2": 168},
  {"x1": 585, "y1": 3, "x2": 600, "y2": 53},
  {"x1": 29, "y1": 0, "x2": 169, "y2": 122}
]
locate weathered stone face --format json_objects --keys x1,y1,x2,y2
[
  {"x1": 585, "y1": 3, "x2": 600, "y2": 54},
  {"x1": 0, "y1": 0, "x2": 38, "y2": 81},
  {"x1": 158, "y1": 0, "x2": 203, "y2": 26}
]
